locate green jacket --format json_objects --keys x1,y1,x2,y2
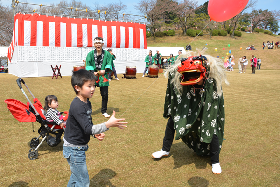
[
  {"x1": 110, "y1": 54, "x2": 116, "y2": 68},
  {"x1": 145, "y1": 55, "x2": 154, "y2": 67},
  {"x1": 153, "y1": 53, "x2": 162, "y2": 64},
  {"x1": 85, "y1": 49, "x2": 112, "y2": 87},
  {"x1": 168, "y1": 57, "x2": 175, "y2": 65},
  {"x1": 175, "y1": 55, "x2": 180, "y2": 61}
]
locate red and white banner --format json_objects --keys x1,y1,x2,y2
[{"x1": 8, "y1": 13, "x2": 147, "y2": 62}]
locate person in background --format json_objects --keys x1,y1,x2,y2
[
  {"x1": 85, "y1": 37, "x2": 112, "y2": 118},
  {"x1": 143, "y1": 50, "x2": 154, "y2": 77},
  {"x1": 175, "y1": 50, "x2": 182, "y2": 61},
  {"x1": 228, "y1": 56, "x2": 233, "y2": 71},
  {"x1": 238, "y1": 57, "x2": 243, "y2": 73},
  {"x1": 107, "y1": 49, "x2": 119, "y2": 81},
  {"x1": 275, "y1": 41, "x2": 279, "y2": 49},
  {"x1": 251, "y1": 55, "x2": 257, "y2": 74},
  {"x1": 168, "y1": 54, "x2": 175, "y2": 65},
  {"x1": 153, "y1": 50, "x2": 162, "y2": 68},
  {"x1": 241, "y1": 56, "x2": 248, "y2": 73},
  {"x1": 262, "y1": 42, "x2": 265, "y2": 50},
  {"x1": 257, "y1": 58, "x2": 261, "y2": 70}
]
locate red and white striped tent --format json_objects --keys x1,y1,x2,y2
[{"x1": 8, "y1": 13, "x2": 148, "y2": 77}]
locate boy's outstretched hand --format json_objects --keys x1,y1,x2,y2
[
  {"x1": 95, "y1": 133, "x2": 105, "y2": 141},
  {"x1": 105, "y1": 111, "x2": 127, "y2": 129}
]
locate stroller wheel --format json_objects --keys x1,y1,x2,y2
[
  {"x1": 30, "y1": 137, "x2": 39, "y2": 148},
  {"x1": 28, "y1": 148, "x2": 38, "y2": 160}
]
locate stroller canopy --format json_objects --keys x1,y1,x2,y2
[{"x1": 5, "y1": 99, "x2": 36, "y2": 122}]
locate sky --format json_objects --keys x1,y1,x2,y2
[{"x1": 1, "y1": 0, "x2": 279, "y2": 14}]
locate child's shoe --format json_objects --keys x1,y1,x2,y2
[
  {"x1": 116, "y1": 78, "x2": 119, "y2": 80},
  {"x1": 152, "y1": 149, "x2": 169, "y2": 158},
  {"x1": 102, "y1": 113, "x2": 110, "y2": 118},
  {"x1": 212, "y1": 163, "x2": 222, "y2": 174}
]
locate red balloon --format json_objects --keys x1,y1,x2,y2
[{"x1": 208, "y1": 0, "x2": 249, "y2": 22}]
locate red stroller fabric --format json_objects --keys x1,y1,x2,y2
[
  {"x1": 4, "y1": 99, "x2": 36, "y2": 122},
  {"x1": 28, "y1": 98, "x2": 46, "y2": 120}
]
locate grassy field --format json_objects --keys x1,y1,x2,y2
[
  {"x1": 1, "y1": 33, "x2": 280, "y2": 186},
  {"x1": 148, "y1": 32, "x2": 280, "y2": 70}
]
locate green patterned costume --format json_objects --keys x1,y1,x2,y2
[{"x1": 163, "y1": 69, "x2": 225, "y2": 156}]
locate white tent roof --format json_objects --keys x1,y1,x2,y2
[
  {"x1": 0, "y1": 47, "x2": 8, "y2": 57},
  {"x1": 147, "y1": 47, "x2": 185, "y2": 57}
]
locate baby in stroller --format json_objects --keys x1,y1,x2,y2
[{"x1": 44, "y1": 95, "x2": 66, "y2": 129}]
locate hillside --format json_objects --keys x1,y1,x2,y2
[{"x1": 147, "y1": 32, "x2": 280, "y2": 70}]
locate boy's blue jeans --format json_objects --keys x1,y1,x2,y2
[{"x1": 63, "y1": 146, "x2": 89, "y2": 187}]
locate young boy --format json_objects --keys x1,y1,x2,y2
[{"x1": 63, "y1": 69, "x2": 127, "y2": 187}]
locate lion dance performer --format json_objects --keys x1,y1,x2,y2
[{"x1": 152, "y1": 51, "x2": 228, "y2": 174}]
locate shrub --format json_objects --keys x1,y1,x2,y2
[
  {"x1": 186, "y1": 29, "x2": 196, "y2": 37},
  {"x1": 234, "y1": 31, "x2": 242, "y2": 37},
  {"x1": 155, "y1": 31, "x2": 165, "y2": 37},
  {"x1": 229, "y1": 30, "x2": 242, "y2": 37},
  {"x1": 163, "y1": 30, "x2": 175, "y2": 36},
  {"x1": 254, "y1": 28, "x2": 264, "y2": 33},
  {"x1": 196, "y1": 30, "x2": 203, "y2": 36},
  {"x1": 146, "y1": 32, "x2": 151, "y2": 37},
  {"x1": 211, "y1": 30, "x2": 219, "y2": 36},
  {"x1": 237, "y1": 26, "x2": 241, "y2": 31},
  {"x1": 163, "y1": 30, "x2": 168, "y2": 36},
  {"x1": 254, "y1": 28, "x2": 260, "y2": 33},
  {"x1": 278, "y1": 33, "x2": 280, "y2": 35},
  {"x1": 219, "y1": 30, "x2": 227, "y2": 36},
  {"x1": 241, "y1": 27, "x2": 246, "y2": 31},
  {"x1": 264, "y1": 30, "x2": 273, "y2": 35},
  {"x1": 167, "y1": 29, "x2": 175, "y2": 36},
  {"x1": 226, "y1": 28, "x2": 231, "y2": 34}
]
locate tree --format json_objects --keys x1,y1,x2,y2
[
  {"x1": 229, "y1": 0, "x2": 256, "y2": 37},
  {"x1": 174, "y1": 0, "x2": 198, "y2": 35},
  {"x1": 99, "y1": 1, "x2": 127, "y2": 21},
  {"x1": 0, "y1": 3, "x2": 13, "y2": 46},
  {"x1": 195, "y1": 1, "x2": 208, "y2": 15},
  {"x1": 250, "y1": 9, "x2": 273, "y2": 31}
]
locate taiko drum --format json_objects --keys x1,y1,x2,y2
[
  {"x1": 125, "y1": 66, "x2": 136, "y2": 78},
  {"x1": 148, "y1": 65, "x2": 159, "y2": 78},
  {"x1": 73, "y1": 66, "x2": 85, "y2": 72}
]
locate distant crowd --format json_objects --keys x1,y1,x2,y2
[
  {"x1": 263, "y1": 41, "x2": 279, "y2": 49},
  {"x1": 237, "y1": 55, "x2": 261, "y2": 74}
]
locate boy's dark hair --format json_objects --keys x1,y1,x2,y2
[
  {"x1": 71, "y1": 69, "x2": 98, "y2": 94},
  {"x1": 44, "y1": 95, "x2": 58, "y2": 111},
  {"x1": 94, "y1": 36, "x2": 103, "y2": 41},
  {"x1": 107, "y1": 48, "x2": 112, "y2": 52}
]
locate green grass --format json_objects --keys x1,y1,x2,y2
[
  {"x1": 1, "y1": 33, "x2": 280, "y2": 186},
  {"x1": 148, "y1": 32, "x2": 280, "y2": 70},
  {"x1": 1, "y1": 70, "x2": 280, "y2": 186}
]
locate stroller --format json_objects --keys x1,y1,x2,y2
[{"x1": 4, "y1": 78, "x2": 68, "y2": 160}]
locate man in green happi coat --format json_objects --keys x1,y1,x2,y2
[
  {"x1": 142, "y1": 50, "x2": 154, "y2": 77},
  {"x1": 152, "y1": 53, "x2": 228, "y2": 174},
  {"x1": 153, "y1": 50, "x2": 162, "y2": 68},
  {"x1": 174, "y1": 50, "x2": 182, "y2": 61},
  {"x1": 86, "y1": 37, "x2": 112, "y2": 118}
]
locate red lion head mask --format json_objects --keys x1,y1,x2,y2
[{"x1": 177, "y1": 55, "x2": 208, "y2": 86}]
